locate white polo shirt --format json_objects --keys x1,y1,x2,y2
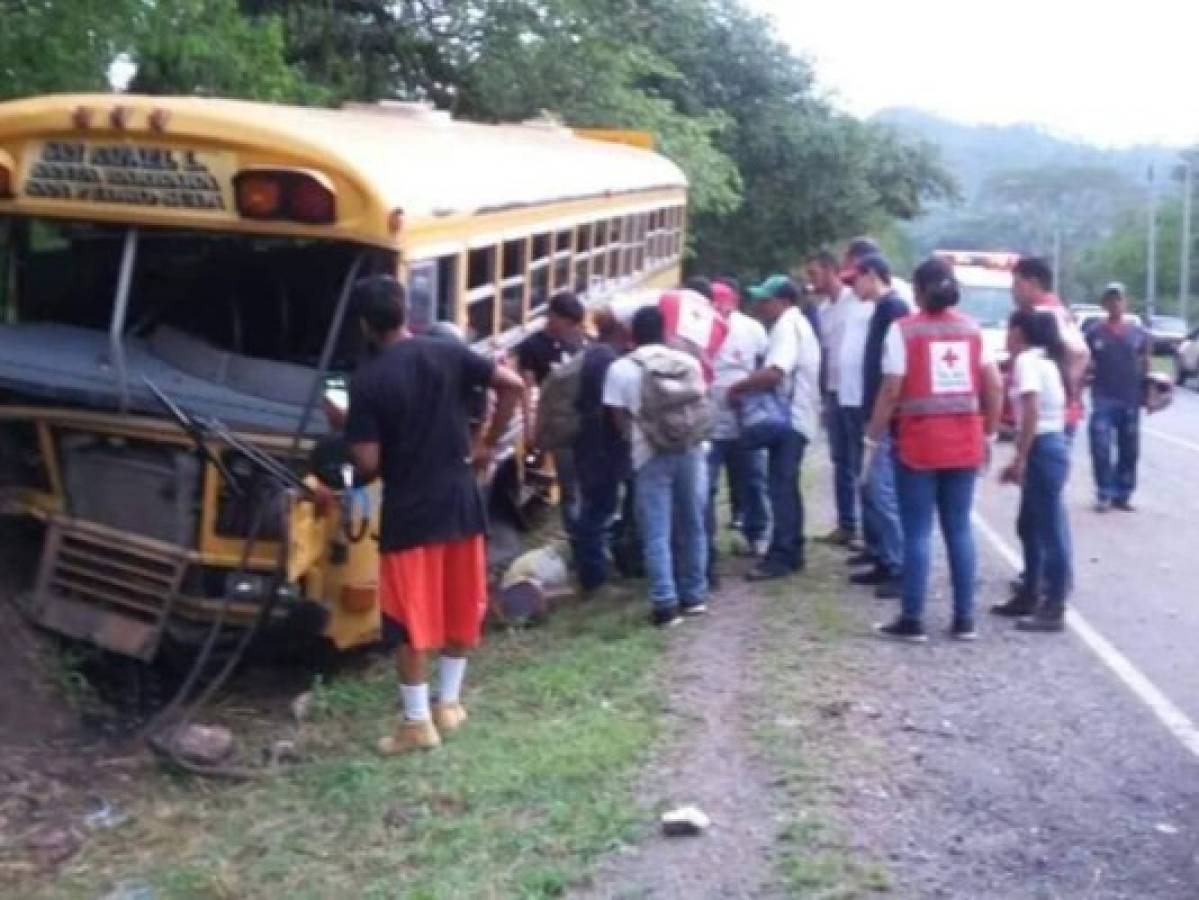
[
  {"x1": 836, "y1": 298, "x2": 876, "y2": 409},
  {"x1": 764, "y1": 307, "x2": 822, "y2": 440},
  {"x1": 712, "y1": 310, "x2": 768, "y2": 440},
  {"x1": 817, "y1": 286, "x2": 862, "y2": 394}
]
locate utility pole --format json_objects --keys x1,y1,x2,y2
[
  {"x1": 1147, "y1": 165, "x2": 1157, "y2": 320},
  {"x1": 1181, "y1": 158, "x2": 1193, "y2": 326}
]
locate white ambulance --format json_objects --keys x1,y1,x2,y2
[{"x1": 934, "y1": 251, "x2": 1018, "y2": 366}]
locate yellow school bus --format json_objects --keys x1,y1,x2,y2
[{"x1": 0, "y1": 94, "x2": 687, "y2": 661}]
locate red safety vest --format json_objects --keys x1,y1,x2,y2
[{"x1": 895, "y1": 309, "x2": 985, "y2": 470}]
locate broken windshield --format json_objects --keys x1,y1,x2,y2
[{"x1": 1, "y1": 216, "x2": 392, "y2": 372}]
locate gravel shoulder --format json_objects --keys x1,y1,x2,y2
[
  {"x1": 576, "y1": 576, "x2": 780, "y2": 899},
  {"x1": 583, "y1": 452, "x2": 1199, "y2": 898},
  {"x1": 787, "y1": 462, "x2": 1199, "y2": 899}
]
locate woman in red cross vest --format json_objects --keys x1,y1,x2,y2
[{"x1": 864, "y1": 258, "x2": 1004, "y2": 642}]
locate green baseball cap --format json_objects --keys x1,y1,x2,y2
[{"x1": 748, "y1": 274, "x2": 800, "y2": 302}]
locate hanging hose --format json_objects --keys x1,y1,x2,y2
[{"x1": 140, "y1": 251, "x2": 368, "y2": 767}]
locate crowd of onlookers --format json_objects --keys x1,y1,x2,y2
[
  {"x1": 340, "y1": 236, "x2": 1157, "y2": 752},
  {"x1": 517, "y1": 239, "x2": 1157, "y2": 640}
]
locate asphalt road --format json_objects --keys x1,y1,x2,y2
[{"x1": 972, "y1": 379, "x2": 1199, "y2": 744}]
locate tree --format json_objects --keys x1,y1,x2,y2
[
  {"x1": 1, "y1": 0, "x2": 955, "y2": 278},
  {"x1": 128, "y1": 0, "x2": 314, "y2": 101},
  {"x1": 0, "y1": 0, "x2": 312, "y2": 102},
  {"x1": 0, "y1": 0, "x2": 137, "y2": 99}
]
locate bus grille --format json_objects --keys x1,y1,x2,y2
[{"x1": 30, "y1": 516, "x2": 194, "y2": 660}]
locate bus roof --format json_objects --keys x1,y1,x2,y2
[{"x1": 0, "y1": 94, "x2": 687, "y2": 247}]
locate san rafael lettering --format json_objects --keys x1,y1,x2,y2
[{"x1": 24, "y1": 141, "x2": 226, "y2": 211}]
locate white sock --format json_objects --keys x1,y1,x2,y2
[
  {"x1": 438, "y1": 656, "x2": 468, "y2": 705},
  {"x1": 399, "y1": 683, "x2": 431, "y2": 722}
]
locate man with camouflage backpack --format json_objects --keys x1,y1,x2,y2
[{"x1": 604, "y1": 305, "x2": 713, "y2": 627}]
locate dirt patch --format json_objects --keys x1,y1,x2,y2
[
  {"x1": 577, "y1": 575, "x2": 781, "y2": 899},
  {"x1": 0, "y1": 520, "x2": 150, "y2": 883},
  {"x1": 0, "y1": 522, "x2": 75, "y2": 747}
]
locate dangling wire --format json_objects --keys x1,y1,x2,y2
[{"x1": 139, "y1": 251, "x2": 368, "y2": 763}]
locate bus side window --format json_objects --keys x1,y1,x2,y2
[
  {"x1": 436, "y1": 255, "x2": 457, "y2": 323},
  {"x1": 552, "y1": 229, "x2": 572, "y2": 293},
  {"x1": 591, "y1": 221, "x2": 607, "y2": 295},
  {"x1": 407, "y1": 259, "x2": 437, "y2": 334},
  {"x1": 466, "y1": 245, "x2": 497, "y2": 342},
  {"x1": 501, "y1": 238, "x2": 527, "y2": 331},
  {"x1": 574, "y1": 221, "x2": 592, "y2": 298},
  {"x1": 529, "y1": 232, "x2": 551, "y2": 318}
]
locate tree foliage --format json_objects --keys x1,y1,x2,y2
[
  {"x1": 0, "y1": 0, "x2": 956, "y2": 277},
  {"x1": 0, "y1": 0, "x2": 136, "y2": 97},
  {"x1": 128, "y1": 0, "x2": 311, "y2": 101}
]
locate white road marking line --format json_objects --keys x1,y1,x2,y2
[
  {"x1": 971, "y1": 511, "x2": 1199, "y2": 761},
  {"x1": 1144, "y1": 426, "x2": 1199, "y2": 455}
]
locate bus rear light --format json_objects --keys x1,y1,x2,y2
[
  {"x1": 0, "y1": 165, "x2": 11, "y2": 199},
  {"x1": 289, "y1": 176, "x2": 336, "y2": 224},
  {"x1": 388, "y1": 208, "x2": 405, "y2": 234},
  {"x1": 72, "y1": 105, "x2": 94, "y2": 130},
  {"x1": 235, "y1": 174, "x2": 284, "y2": 218},
  {"x1": 233, "y1": 169, "x2": 337, "y2": 224}
]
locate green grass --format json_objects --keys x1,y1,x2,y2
[
  {"x1": 32, "y1": 591, "x2": 665, "y2": 900},
  {"x1": 1150, "y1": 354, "x2": 1175, "y2": 376},
  {"x1": 751, "y1": 552, "x2": 893, "y2": 897}
]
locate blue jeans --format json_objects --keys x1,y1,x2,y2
[
  {"x1": 573, "y1": 473, "x2": 622, "y2": 591},
  {"x1": 895, "y1": 464, "x2": 977, "y2": 624},
  {"x1": 707, "y1": 438, "x2": 768, "y2": 544},
  {"x1": 861, "y1": 434, "x2": 903, "y2": 574},
  {"x1": 828, "y1": 399, "x2": 861, "y2": 532},
  {"x1": 1088, "y1": 398, "x2": 1140, "y2": 503},
  {"x1": 635, "y1": 448, "x2": 708, "y2": 610},
  {"x1": 555, "y1": 448, "x2": 580, "y2": 538},
  {"x1": 763, "y1": 428, "x2": 808, "y2": 571},
  {"x1": 1018, "y1": 433, "x2": 1073, "y2": 611}
]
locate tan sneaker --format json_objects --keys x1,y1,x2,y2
[
  {"x1": 377, "y1": 718, "x2": 440, "y2": 756},
  {"x1": 432, "y1": 702, "x2": 468, "y2": 734}
]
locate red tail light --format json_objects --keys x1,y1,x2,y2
[
  {"x1": 289, "y1": 176, "x2": 335, "y2": 223},
  {"x1": 233, "y1": 170, "x2": 337, "y2": 224},
  {"x1": 0, "y1": 165, "x2": 12, "y2": 199},
  {"x1": 235, "y1": 175, "x2": 283, "y2": 218}
]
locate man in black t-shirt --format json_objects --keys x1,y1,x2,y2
[
  {"x1": 517, "y1": 291, "x2": 586, "y2": 536},
  {"x1": 342, "y1": 276, "x2": 524, "y2": 755},
  {"x1": 516, "y1": 291, "x2": 586, "y2": 386}
]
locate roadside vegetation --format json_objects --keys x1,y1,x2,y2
[
  {"x1": 29, "y1": 591, "x2": 666, "y2": 900},
  {"x1": 1, "y1": 0, "x2": 954, "y2": 280}
]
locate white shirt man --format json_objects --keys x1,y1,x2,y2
[
  {"x1": 603, "y1": 344, "x2": 705, "y2": 471},
  {"x1": 837, "y1": 299, "x2": 876, "y2": 410},
  {"x1": 712, "y1": 309, "x2": 768, "y2": 440},
  {"x1": 764, "y1": 305, "x2": 823, "y2": 440},
  {"x1": 818, "y1": 285, "x2": 863, "y2": 397}
]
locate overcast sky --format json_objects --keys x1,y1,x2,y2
[{"x1": 749, "y1": 0, "x2": 1196, "y2": 148}]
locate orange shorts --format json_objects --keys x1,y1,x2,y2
[{"x1": 379, "y1": 536, "x2": 488, "y2": 651}]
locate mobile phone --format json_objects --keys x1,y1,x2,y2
[{"x1": 324, "y1": 387, "x2": 349, "y2": 415}]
